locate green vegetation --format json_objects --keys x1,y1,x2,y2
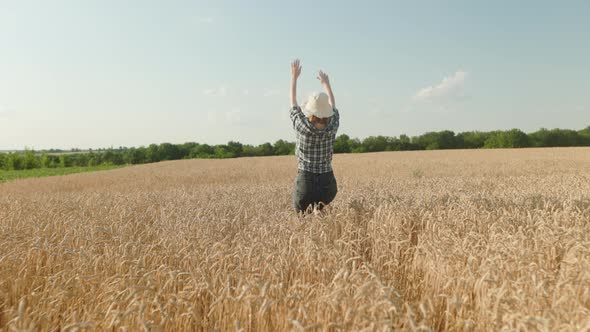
[
  {"x1": 1, "y1": 126, "x2": 589, "y2": 174},
  {"x1": 0, "y1": 165, "x2": 123, "y2": 183}
]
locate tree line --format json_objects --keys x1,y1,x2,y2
[{"x1": 1, "y1": 126, "x2": 589, "y2": 171}]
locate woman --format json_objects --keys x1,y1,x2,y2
[{"x1": 289, "y1": 59, "x2": 340, "y2": 214}]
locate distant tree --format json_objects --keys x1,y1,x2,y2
[
  {"x1": 507, "y1": 129, "x2": 531, "y2": 148},
  {"x1": 146, "y1": 144, "x2": 161, "y2": 162},
  {"x1": 273, "y1": 140, "x2": 295, "y2": 155},
  {"x1": 414, "y1": 131, "x2": 457, "y2": 150},
  {"x1": 437, "y1": 130, "x2": 457, "y2": 149},
  {"x1": 456, "y1": 131, "x2": 490, "y2": 149},
  {"x1": 101, "y1": 151, "x2": 114, "y2": 165},
  {"x1": 529, "y1": 128, "x2": 552, "y2": 147},
  {"x1": 528, "y1": 128, "x2": 580, "y2": 147},
  {"x1": 226, "y1": 141, "x2": 244, "y2": 157},
  {"x1": 362, "y1": 136, "x2": 389, "y2": 152},
  {"x1": 3, "y1": 124, "x2": 589, "y2": 169},
  {"x1": 159, "y1": 143, "x2": 182, "y2": 160},
  {"x1": 484, "y1": 129, "x2": 530, "y2": 148},
  {"x1": 179, "y1": 142, "x2": 198, "y2": 158},
  {"x1": 259, "y1": 143, "x2": 275, "y2": 156},
  {"x1": 4, "y1": 153, "x2": 23, "y2": 170},
  {"x1": 137, "y1": 147, "x2": 148, "y2": 163},
  {"x1": 578, "y1": 126, "x2": 590, "y2": 146},
  {"x1": 40, "y1": 153, "x2": 51, "y2": 168},
  {"x1": 23, "y1": 149, "x2": 39, "y2": 169},
  {"x1": 552, "y1": 129, "x2": 581, "y2": 146},
  {"x1": 384, "y1": 137, "x2": 402, "y2": 151},
  {"x1": 72, "y1": 153, "x2": 90, "y2": 167},
  {"x1": 214, "y1": 145, "x2": 235, "y2": 158},
  {"x1": 59, "y1": 155, "x2": 70, "y2": 168},
  {"x1": 102, "y1": 150, "x2": 124, "y2": 165},
  {"x1": 125, "y1": 147, "x2": 147, "y2": 164},
  {"x1": 241, "y1": 144, "x2": 260, "y2": 157},
  {"x1": 398, "y1": 134, "x2": 415, "y2": 150},
  {"x1": 334, "y1": 134, "x2": 352, "y2": 153},
  {"x1": 43, "y1": 155, "x2": 59, "y2": 168},
  {"x1": 193, "y1": 144, "x2": 215, "y2": 158},
  {"x1": 350, "y1": 138, "x2": 364, "y2": 153}
]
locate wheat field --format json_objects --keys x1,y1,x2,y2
[{"x1": 1, "y1": 148, "x2": 589, "y2": 331}]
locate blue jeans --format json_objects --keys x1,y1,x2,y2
[{"x1": 292, "y1": 169, "x2": 338, "y2": 213}]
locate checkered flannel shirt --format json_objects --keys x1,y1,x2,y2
[{"x1": 290, "y1": 105, "x2": 340, "y2": 174}]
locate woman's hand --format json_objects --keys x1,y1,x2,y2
[
  {"x1": 317, "y1": 70, "x2": 330, "y2": 86},
  {"x1": 291, "y1": 59, "x2": 302, "y2": 80},
  {"x1": 317, "y1": 70, "x2": 335, "y2": 108}
]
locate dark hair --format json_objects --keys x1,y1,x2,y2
[{"x1": 310, "y1": 115, "x2": 329, "y2": 125}]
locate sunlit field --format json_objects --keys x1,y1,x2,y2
[{"x1": 1, "y1": 148, "x2": 589, "y2": 330}]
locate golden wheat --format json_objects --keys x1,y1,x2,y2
[{"x1": 1, "y1": 148, "x2": 589, "y2": 331}]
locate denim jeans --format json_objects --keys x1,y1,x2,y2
[{"x1": 292, "y1": 169, "x2": 338, "y2": 213}]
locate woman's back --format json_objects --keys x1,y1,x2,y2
[
  {"x1": 290, "y1": 106, "x2": 340, "y2": 174},
  {"x1": 289, "y1": 59, "x2": 340, "y2": 214}
]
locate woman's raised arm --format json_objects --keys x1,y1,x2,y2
[
  {"x1": 317, "y1": 70, "x2": 335, "y2": 108},
  {"x1": 290, "y1": 59, "x2": 302, "y2": 108}
]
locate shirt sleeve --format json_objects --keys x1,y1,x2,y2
[
  {"x1": 330, "y1": 108, "x2": 340, "y2": 131},
  {"x1": 290, "y1": 106, "x2": 311, "y2": 135}
]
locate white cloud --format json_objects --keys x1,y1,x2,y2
[
  {"x1": 203, "y1": 87, "x2": 227, "y2": 97},
  {"x1": 412, "y1": 70, "x2": 468, "y2": 103}
]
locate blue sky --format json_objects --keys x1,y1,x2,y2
[{"x1": 1, "y1": 0, "x2": 589, "y2": 149}]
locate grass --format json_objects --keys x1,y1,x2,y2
[
  {"x1": 1, "y1": 148, "x2": 590, "y2": 330},
  {"x1": 0, "y1": 165, "x2": 124, "y2": 183}
]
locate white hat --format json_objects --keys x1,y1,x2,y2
[{"x1": 302, "y1": 92, "x2": 334, "y2": 118}]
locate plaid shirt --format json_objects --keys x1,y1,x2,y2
[{"x1": 290, "y1": 106, "x2": 340, "y2": 174}]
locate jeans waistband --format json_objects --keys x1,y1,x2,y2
[{"x1": 298, "y1": 169, "x2": 334, "y2": 176}]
